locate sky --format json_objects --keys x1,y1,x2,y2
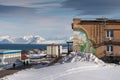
[{"x1": 0, "y1": 0, "x2": 120, "y2": 40}]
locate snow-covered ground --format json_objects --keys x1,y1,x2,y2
[
  {"x1": 58, "y1": 52, "x2": 104, "y2": 65},
  {"x1": 1, "y1": 53, "x2": 120, "y2": 80},
  {"x1": 0, "y1": 61, "x2": 23, "y2": 70}
]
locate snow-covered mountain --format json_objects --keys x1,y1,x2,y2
[
  {"x1": 0, "y1": 35, "x2": 66, "y2": 44},
  {"x1": 14, "y1": 35, "x2": 46, "y2": 44},
  {"x1": 41, "y1": 40, "x2": 66, "y2": 44},
  {"x1": 0, "y1": 36, "x2": 14, "y2": 44}
]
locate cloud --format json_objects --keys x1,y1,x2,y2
[
  {"x1": 0, "y1": 15, "x2": 73, "y2": 40},
  {"x1": 0, "y1": 5, "x2": 36, "y2": 17},
  {"x1": 62, "y1": 0, "x2": 120, "y2": 15},
  {"x1": 0, "y1": 0, "x2": 64, "y2": 17},
  {"x1": 0, "y1": 0, "x2": 55, "y2": 6},
  {"x1": 0, "y1": 0, "x2": 73, "y2": 40},
  {"x1": 0, "y1": 0, "x2": 62, "y2": 8}
]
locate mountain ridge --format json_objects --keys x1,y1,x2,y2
[{"x1": 0, "y1": 35, "x2": 66, "y2": 44}]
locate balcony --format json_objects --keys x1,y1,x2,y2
[
  {"x1": 104, "y1": 38, "x2": 120, "y2": 45},
  {"x1": 93, "y1": 38, "x2": 120, "y2": 48}
]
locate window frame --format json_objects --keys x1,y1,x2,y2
[
  {"x1": 106, "y1": 30, "x2": 114, "y2": 39},
  {"x1": 106, "y1": 45, "x2": 113, "y2": 54}
]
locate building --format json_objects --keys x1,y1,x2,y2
[
  {"x1": 21, "y1": 54, "x2": 30, "y2": 65},
  {"x1": 72, "y1": 18, "x2": 120, "y2": 58},
  {"x1": 0, "y1": 50, "x2": 21, "y2": 64},
  {"x1": 47, "y1": 44, "x2": 62, "y2": 57}
]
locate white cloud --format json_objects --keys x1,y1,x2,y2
[
  {"x1": 0, "y1": 0, "x2": 74, "y2": 40},
  {"x1": 0, "y1": 0, "x2": 62, "y2": 7},
  {"x1": 0, "y1": 15, "x2": 73, "y2": 40}
]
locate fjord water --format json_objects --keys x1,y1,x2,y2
[{"x1": 0, "y1": 44, "x2": 67, "y2": 50}]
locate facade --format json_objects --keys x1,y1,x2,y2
[
  {"x1": 47, "y1": 44, "x2": 62, "y2": 57},
  {"x1": 72, "y1": 18, "x2": 120, "y2": 58},
  {"x1": 0, "y1": 50, "x2": 21, "y2": 64}
]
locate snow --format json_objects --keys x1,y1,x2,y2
[
  {"x1": 23, "y1": 35, "x2": 33, "y2": 41},
  {"x1": 28, "y1": 53, "x2": 47, "y2": 59},
  {"x1": 0, "y1": 61, "x2": 23, "y2": 70},
  {"x1": 1, "y1": 52, "x2": 119, "y2": 80},
  {"x1": 58, "y1": 52, "x2": 105, "y2": 65},
  {"x1": 15, "y1": 35, "x2": 46, "y2": 44},
  {"x1": 40, "y1": 40, "x2": 66, "y2": 44},
  {"x1": 0, "y1": 35, "x2": 14, "y2": 44},
  {"x1": 0, "y1": 35, "x2": 66, "y2": 44},
  {"x1": 62, "y1": 48, "x2": 68, "y2": 53},
  {"x1": 1, "y1": 61, "x2": 119, "y2": 80}
]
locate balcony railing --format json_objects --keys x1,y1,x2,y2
[
  {"x1": 93, "y1": 38, "x2": 120, "y2": 48},
  {"x1": 104, "y1": 38, "x2": 120, "y2": 45}
]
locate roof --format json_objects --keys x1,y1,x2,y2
[
  {"x1": 21, "y1": 54, "x2": 28, "y2": 60},
  {"x1": 0, "y1": 50, "x2": 21, "y2": 54},
  {"x1": 73, "y1": 18, "x2": 120, "y2": 24}
]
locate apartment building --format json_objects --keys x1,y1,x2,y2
[
  {"x1": 72, "y1": 18, "x2": 120, "y2": 58},
  {"x1": 47, "y1": 44, "x2": 62, "y2": 57}
]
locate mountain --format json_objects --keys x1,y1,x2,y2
[
  {"x1": 0, "y1": 36, "x2": 14, "y2": 44},
  {"x1": 41, "y1": 40, "x2": 66, "y2": 44},
  {"x1": 0, "y1": 35, "x2": 66, "y2": 44},
  {"x1": 27, "y1": 35, "x2": 46, "y2": 44},
  {"x1": 14, "y1": 35, "x2": 46, "y2": 44}
]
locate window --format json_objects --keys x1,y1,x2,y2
[
  {"x1": 106, "y1": 30, "x2": 114, "y2": 38},
  {"x1": 106, "y1": 45, "x2": 113, "y2": 53},
  {"x1": 0, "y1": 59, "x2": 2, "y2": 63}
]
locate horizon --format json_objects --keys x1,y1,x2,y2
[
  {"x1": 0, "y1": 0, "x2": 120, "y2": 40},
  {"x1": 0, "y1": 35, "x2": 71, "y2": 40}
]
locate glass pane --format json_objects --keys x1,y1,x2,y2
[
  {"x1": 111, "y1": 45, "x2": 113, "y2": 52},
  {"x1": 106, "y1": 45, "x2": 109, "y2": 51},
  {"x1": 106, "y1": 30, "x2": 109, "y2": 37},
  {"x1": 110, "y1": 30, "x2": 114, "y2": 37}
]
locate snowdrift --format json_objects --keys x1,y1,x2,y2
[{"x1": 59, "y1": 52, "x2": 104, "y2": 65}]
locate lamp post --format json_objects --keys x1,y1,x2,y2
[{"x1": 67, "y1": 41, "x2": 73, "y2": 55}]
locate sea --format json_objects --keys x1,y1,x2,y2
[{"x1": 0, "y1": 44, "x2": 68, "y2": 50}]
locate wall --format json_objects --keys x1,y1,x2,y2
[
  {"x1": 72, "y1": 18, "x2": 120, "y2": 58},
  {"x1": 47, "y1": 45, "x2": 62, "y2": 57},
  {"x1": 2, "y1": 52, "x2": 21, "y2": 64}
]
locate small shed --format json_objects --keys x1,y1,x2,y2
[
  {"x1": 0, "y1": 50, "x2": 21, "y2": 64},
  {"x1": 47, "y1": 44, "x2": 62, "y2": 57}
]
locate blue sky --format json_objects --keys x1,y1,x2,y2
[{"x1": 0, "y1": 0, "x2": 120, "y2": 40}]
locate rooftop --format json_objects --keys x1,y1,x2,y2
[
  {"x1": 0, "y1": 50, "x2": 21, "y2": 54},
  {"x1": 73, "y1": 18, "x2": 120, "y2": 24}
]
